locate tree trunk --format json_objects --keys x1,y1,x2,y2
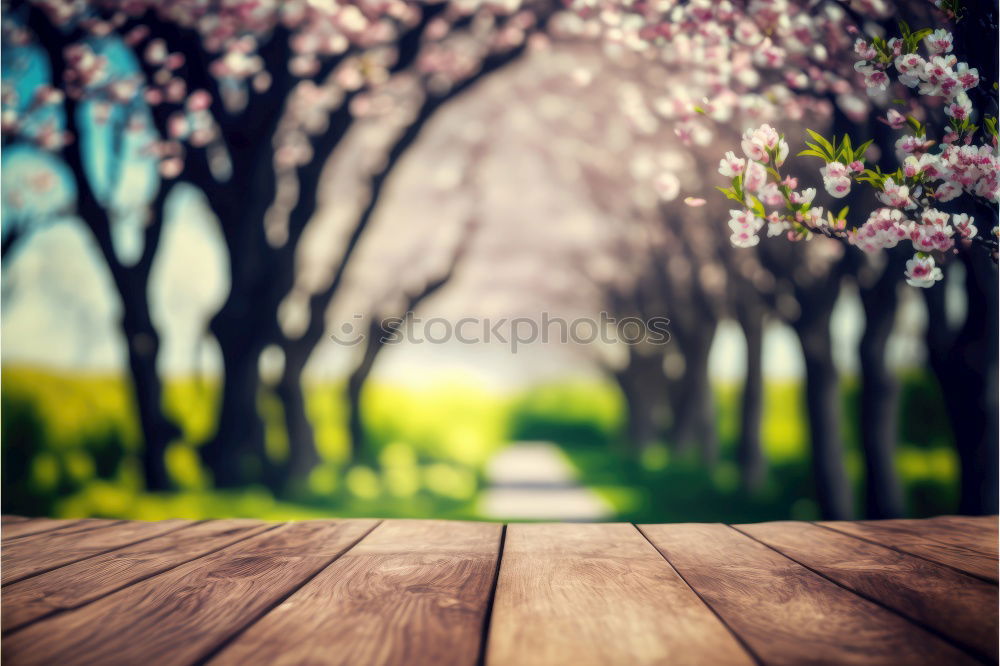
[
  {"x1": 794, "y1": 304, "x2": 853, "y2": 520},
  {"x1": 122, "y1": 306, "x2": 180, "y2": 492},
  {"x1": 924, "y1": 251, "x2": 999, "y2": 515},
  {"x1": 858, "y1": 267, "x2": 904, "y2": 518},
  {"x1": 273, "y1": 349, "x2": 320, "y2": 490},
  {"x1": 345, "y1": 317, "x2": 392, "y2": 464},
  {"x1": 200, "y1": 316, "x2": 269, "y2": 488},
  {"x1": 346, "y1": 366, "x2": 369, "y2": 465},
  {"x1": 670, "y1": 318, "x2": 718, "y2": 462},
  {"x1": 613, "y1": 349, "x2": 668, "y2": 452},
  {"x1": 737, "y1": 304, "x2": 765, "y2": 491}
]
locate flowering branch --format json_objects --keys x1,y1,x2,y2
[{"x1": 718, "y1": 11, "x2": 999, "y2": 289}]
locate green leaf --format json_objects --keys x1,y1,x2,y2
[
  {"x1": 854, "y1": 139, "x2": 873, "y2": 161},
  {"x1": 715, "y1": 186, "x2": 743, "y2": 203},
  {"x1": 806, "y1": 129, "x2": 834, "y2": 157},
  {"x1": 797, "y1": 149, "x2": 826, "y2": 159},
  {"x1": 840, "y1": 134, "x2": 854, "y2": 162}
]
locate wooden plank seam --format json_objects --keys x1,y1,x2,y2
[
  {"x1": 2, "y1": 521, "x2": 193, "y2": 587},
  {"x1": 1, "y1": 521, "x2": 285, "y2": 636},
  {"x1": 814, "y1": 521, "x2": 999, "y2": 584},
  {"x1": 2, "y1": 519, "x2": 121, "y2": 542},
  {"x1": 193, "y1": 520, "x2": 384, "y2": 665},
  {"x1": 729, "y1": 524, "x2": 993, "y2": 663},
  {"x1": 476, "y1": 523, "x2": 507, "y2": 666},
  {"x1": 633, "y1": 524, "x2": 764, "y2": 666}
]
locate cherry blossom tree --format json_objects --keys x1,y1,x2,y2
[
  {"x1": 711, "y1": 2, "x2": 998, "y2": 513},
  {"x1": 557, "y1": 0, "x2": 996, "y2": 517},
  {"x1": 9, "y1": 0, "x2": 555, "y2": 491}
]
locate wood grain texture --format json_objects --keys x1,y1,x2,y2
[
  {"x1": 0, "y1": 518, "x2": 101, "y2": 540},
  {"x1": 737, "y1": 521, "x2": 998, "y2": 660},
  {"x1": 211, "y1": 519, "x2": 500, "y2": 666},
  {"x1": 2, "y1": 519, "x2": 271, "y2": 632},
  {"x1": 1, "y1": 519, "x2": 188, "y2": 585},
  {"x1": 486, "y1": 523, "x2": 754, "y2": 666},
  {"x1": 3, "y1": 520, "x2": 377, "y2": 666},
  {"x1": 640, "y1": 523, "x2": 980, "y2": 665},
  {"x1": 1, "y1": 516, "x2": 29, "y2": 523},
  {"x1": 821, "y1": 517, "x2": 999, "y2": 582}
]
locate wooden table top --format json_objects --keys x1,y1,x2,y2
[{"x1": 1, "y1": 515, "x2": 997, "y2": 665}]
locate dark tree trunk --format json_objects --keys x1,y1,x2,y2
[
  {"x1": 737, "y1": 303, "x2": 765, "y2": 491},
  {"x1": 858, "y1": 263, "x2": 905, "y2": 518},
  {"x1": 794, "y1": 296, "x2": 853, "y2": 520},
  {"x1": 346, "y1": 363, "x2": 370, "y2": 465},
  {"x1": 122, "y1": 296, "x2": 181, "y2": 492},
  {"x1": 201, "y1": 314, "x2": 270, "y2": 488},
  {"x1": 274, "y1": 349, "x2": 320, "y2": 489},
  {"x1": 670, "y1": 317, "x2": 718, "y2": 462},
  {"x1": 924, "y1": 251, "x2": 999, "y2": 515},
  {"x1": 613, "y1": 349, "x2": 668, "y2": 452},
  {"x1": 29, "y1": 7, "x2": 181, "y2": 493}
]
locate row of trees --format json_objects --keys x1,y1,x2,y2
[
  {"x1": 522, "y1": 3, "x2": 997, "y2": 518},
  {"x1": 3, "y1": 0, "x2": 556, "y2": 494},
  {"x1": 3, "y1": 0, "x2": 995, "y2": 519}
]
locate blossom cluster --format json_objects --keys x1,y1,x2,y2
[
  {"x1": 9, "y1": 0, "x2": 538, "y2": 179},
  {"x1": 719, "y1": 123, "x2": 841, "y2": 249},
  {"x1": 718, "y1": 16, "x2": 999, "y2": 289},
  {"x1": 559, "y1": 0, "x2": 890, "y2": 207}
]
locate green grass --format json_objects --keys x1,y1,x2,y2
[
  {"x1": 508, "y1": 376, "x2": 959, "y2": 521},
  {"x1": 1, "y1": 365, "x2": 959, "y2": 521}
]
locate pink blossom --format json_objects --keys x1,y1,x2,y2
[
  {"x1": 728, "y1": 209, "x2": 764, "y2": 248},
  {"x1": 924, "y1": 29, "x2": 953, "y2": 55},
  {"x1": 187, "y1": 90, "x2": 212, "y2": 111},
  {"x1": 759, "y1": 183, "x2": 784, "y2": 207},
  {"x1": 740, "y1": 124, "x2": 780, "y2": 162},
  {"x1": 877, "y1": 178, "x2": 916, "y2": 209},
  {"x1": 904, "y1": 255, "x2": 943, "y2": 288},
  {"x1": 765, "y1": 211, "x2": 788, "y2": 237},
  {"x1": 951, "y1": 214, "x2": 977, "y2": 239},
  {"x1": 789, "y1": 187, "x2": 816, "y2": 205},
  {"x1": 853, "y1": 38, "x2": 876, "y2": 60},
  {"x1": 884, "y1": 109, "x2": 906, "y2": 130},
  {"x1": 819, "y1": 162, "x2": 851, "y2": 198},
  {"x1": 743, "y1": 160, "x2": 767, "y2": 193},
  {"x1": 944, "y1": 92, "x2": 971, "y2": 121},
  {"x1": 955, "y1": 63, "x2": 979, "y2": 91},
  {"x1": 934, "y1": 181, "x2": 962, "y2": 202},
  {"x1": 718, "y1": 151, "x2": 746, "y2": 178},
  {"x1": 849, "y1": 208, "x2": 909, "y2": 252},
  {"x1": 654, "y1": 172, "x2": 681, "y2": 201}
]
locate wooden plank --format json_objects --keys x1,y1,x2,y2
[
  {"x1": 3, "y1": 519, "x2": 377, "y2": 665},
  {"x1": 210, "y1": 520, "x2": 501, "y2": 666},
  {"x1": 1, "y1": 518, "x2": 94, "y2": 540},
  {"x1": 1, "y1": 516, "x2": 29, "y2": 523},
  {"x1": 821, "y1": 518, "x2": 999, "y2": 582},
  {"x1": 737, "y1": 521, "x2": 998, "y2": 660},
  {"x1": 2, "y1": 519, "x2": 272, "y2": 633},
  {"x1": 486, "y1": 523, "x2": 754, "y2": 666},
  {"x1": 2, "y1": 519, "x2": 189, "y2": 585},
  {"x1": 931, "y1": 514, "x2": 999, "y2": 533},
  {"x1": 640, "y1": 523, "x2": 980, "y2": 665}
]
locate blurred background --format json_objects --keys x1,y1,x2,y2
[{"x1": 2, "y1": 0, "x2": 996, "y2": 523}]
